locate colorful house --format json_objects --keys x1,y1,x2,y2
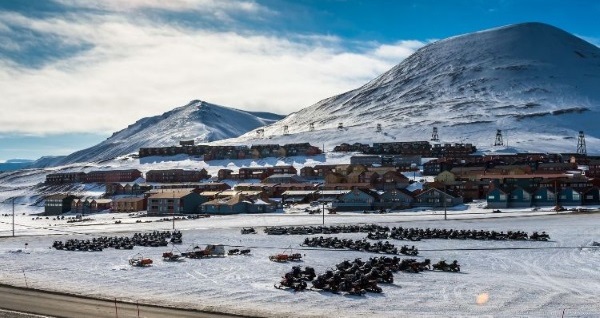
[
  {"x1": 532, "y1": 188, "x2": 556, "y2": 207},
  {"x1": 508, "y1": 187, "x2": 532, "y2": 208},
  {"x1": 44, "y1": 194, "x2": 76, "y2": 215},
  {"x1": 201, "y1": 195, "x2": 276, "y2": 214},
  {"x1": 413, "y1": 188, "x2": 463, "y2": 208},
  {"x1": 376, "y1": 189, "x2": 414, "y2": 210},
  {"x1": 332, "y1": 189, "x2": 377, "y2": 211},
  {"x1": 112, "y1": 197, "x2": 147, "y2": 212},
  {"x1": 558, "y1": 187, "x2": 582, "y2": 206},
  {"x1": 583, "y1": 187, "x2": 600, "y2": 205},
  {"x1": 147, "y1": 191, "x2": 205, "y2": 215},
  {"x1": 486, "y1": 188, "x2": 509, "y2": 209}
]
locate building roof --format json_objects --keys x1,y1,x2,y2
[
  {"x1": 318, "y1": 190, "x2": 351, "y2": 195},
  {"x1": 199, "y1": 191, "x2": 222, "y2": 196},
  {"x1": 218, "y1": 190, "x2": 240, "y2": 197},
  {"x1": 93, "y1": 199, "x2": 113, "y2": 204},
  {"x1": 148, "y1": 190, "x2": 194, "y2": 199},
  {"x1": 477, "y1": 173, "x2": 568, "y2": 180},
  {"x1": 203, "y1": 195, "x2": 247, "y2": 206},
  {"x1": 282, "y1": 190, "x2": 317, "y2": 196}
]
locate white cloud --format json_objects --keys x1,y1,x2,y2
[
  {"x1": 55, "y1": 0, "x2": 273, "y2": 23},
  {"x1": 0, "y1": 11, "x2": 426, "y2": 135},
  {"x1": 372, "y1": 40, "x2": 429, "y2": 62},
  {"x1": 56, "y1": 0, "x2": 266, "y2": 13}
]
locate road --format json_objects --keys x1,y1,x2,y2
[{"x1": 0, "y1": 284, "x2": 246, "y2": 318}]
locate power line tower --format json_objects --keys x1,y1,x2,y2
[
  {"x1": 376, "y1": 123, "x2": 382, "y2": 133},
  {"x1": 431, "y1": 127, "x2": 439, "y2": 142},
  {"x1": 577, "y1": 131, "x2": 587, "y2": 155},
  {"x1": 309, "y1": 122, "x2": 315, "y2": 132},
  {"x1": 494, "y1": 129, "x2": 504, "y2": 146},
  {"x1": 283, "y1": 125, "x2": 289, "y2": 135}
]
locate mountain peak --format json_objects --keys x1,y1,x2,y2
[
  {"x1": 45, "y1": 100, "x2": 284, "y2": 166},
  {"x1": 233, "y1": 22, "x2": 600, "y2": 154}
]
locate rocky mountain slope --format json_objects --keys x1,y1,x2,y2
[
  {"x1": 228, "y1": 22, "x2": 600, "y2": 154},
  {"x1": 41, "y1": 100, "x2": 283, "y2": 166}
]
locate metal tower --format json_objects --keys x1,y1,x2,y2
[
  {"x1": 494, "y1": 130, "x2": 504, "y2": 146},
  {"x1": 577, "y1": 131, "x2": 587, "y2": 155},
  {"x1": 309, "y1": 122, "x2": 315, "y2": 132},
  {"x1": 283, "y1": 125, "x2": 289, "y2": 135},
  {"x1": 431, "y1": 127, "x2": 439, "y2": 142}
]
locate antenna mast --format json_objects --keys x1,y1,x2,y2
[
  {"x1": 431, "y1": 127, "x2": 439, "y2": 142},
  {"x1": 577, "y1": 131, "x2": 587, "y2": 155},
  {"x1": 494, "y1": 130, "x2": 504, "y2": 146}
]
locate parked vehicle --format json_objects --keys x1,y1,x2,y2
[{"x1": 129, "y1": 254, "x2": 153, "y2": 267}]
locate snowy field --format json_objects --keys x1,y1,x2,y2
[{"x1": 1, "y1": 204, "x2": 600, "y2": 318}]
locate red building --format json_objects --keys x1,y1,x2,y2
[
  {"x1": 45, "y1": 172, "x2": 86, "y2": 184},
  {"x1": 146, "y1": 169, "x2": 209, "y2": 183},
  {"x1": 84, "y1": 169, "x2": 142, "y2": 183}
]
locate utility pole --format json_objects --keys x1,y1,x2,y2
[
  {"x1": 172, "y1": 191, "x2": 176, "y2": 230},
  {"x1": 443, "y1": 185, "x2": 447, "y2": 221},
  {"x1": 321, "y1": 187, "x2": 325, "y2": 225},
  {"x1": 554, "y1": 180, "x2": 559, "y2": 213}
]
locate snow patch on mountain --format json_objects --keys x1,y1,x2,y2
[
  {"x1": 42, "y1": 100, "x2": 283, "y2": 167},
  {"x1": 227, "y1": 22, "x2": 600, "y2": 154}
]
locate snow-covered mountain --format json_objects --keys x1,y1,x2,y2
[
  {"x1": 43, "y1": 100, "x2": 283, "y2": 166},
  {"x1": 229, "y1": 22, "x2": 600, "y2": 154}
]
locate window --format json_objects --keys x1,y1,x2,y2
[
  {"x1": 488, "y1": 195, "x2": 495, "y2": 200},
  {"x1": 499, "y1": 195, "x2": 506, "y2": 200},
  {"x1": 573, "y1": 193, "x2": 580, "y2": 200},
  {"x1": 535, "y1": 195, "x2": 542, "y2": 199}
]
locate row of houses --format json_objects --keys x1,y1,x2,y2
[
  {"x1": 139, "y1": 142, "x2": 322, "y2": 160},
  {"x1": 423, "y1": 154, "x2": 600, "y2": 177},
  {"x1": 45, "y1": 173, "x2": 600, "y2": 215},
  {"x1": 45, "y1": 195, "x2": 113, "y2": 215},
  {"x1": 44, "y1": 188, "x2": 278, "y2": 215},
  {"x1": 486, "y1": 185, "x2": 600, "y2": 208},
  {"x1": 333, "y1": 141, "x2": 477, "y2": 157},
  {"x1": 45, "y1": 185, "x2": 462, "y2": 216},
  {"x1": 46, "y1": 169, "x2": 212, "y2": 185},
  {"x1": 330, "y1": 188, "x2": 463, "y2": 211},
  {"x1": 105, "y1": 181, "x2": 230, "y2": 196},
  {"x1": 46, "y1": 169, "x2": 143, "y2": 184},
  {"x1": 217, "y1": 166, "x2": 298, "y2": 180}
]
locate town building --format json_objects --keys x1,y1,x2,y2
[{"x1": 44, "y1": 194, "x2": 76, "y2": 215}]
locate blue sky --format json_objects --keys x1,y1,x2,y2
[{"x1": 1, "y1": 0, "x2": 599, "y2": 161}]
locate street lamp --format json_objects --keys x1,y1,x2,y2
[{"x1": 322, "y1": 200, "x2": 325, "y2": 225}]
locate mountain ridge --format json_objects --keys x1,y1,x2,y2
[
  {"x1": 224, "y1": 22, "x2": 600, "y2": 154},
  {"x1": 38, "y1": 100, "x2": 284, "y2": 167}
]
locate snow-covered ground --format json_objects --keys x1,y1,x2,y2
[{"x1": 1, "y1": 203, "x2": 599, "y2": 318}]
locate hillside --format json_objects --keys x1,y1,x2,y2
[
  {"x1": 227, "y1": 22, "x2": 600, "y2": 154},
  {"x1": 42, "y1": 100, "x2": 283, "y2": 166}
]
